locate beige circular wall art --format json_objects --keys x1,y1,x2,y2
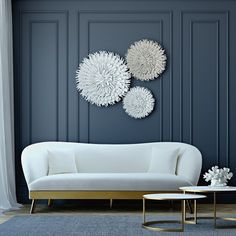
[
  {"x1": 76, "y1": 51, "x2": 131, "y2": 106},
  {"x1": 123, "y1": 86, "x2": 155, "y2": 119},
  {"x1": 126, "y1": 39, "x2": 167, "y2": 81}
]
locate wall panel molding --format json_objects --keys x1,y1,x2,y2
[
  {"x1": 29, "y1": 20, "x2": 60, "y2": 142},
  {"x1": 78, "y1": 10, "x2": 172, "y2": 143},
  {"x1": 190, "y1": 20, "x2": 219, "y2": 165},
  {"x1": 20, "y1": 11, "x2": 69, "y2": 147},
  {"x1": 181, "y1": 11, "x2": 229, "y2": 170}
]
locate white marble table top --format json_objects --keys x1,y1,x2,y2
[
  {"x1": 143, "y1": 193, "x2": 206, "y2": 200},
  {"x1": 180, "y1": 186, "x2": 236, "y2": 192}
]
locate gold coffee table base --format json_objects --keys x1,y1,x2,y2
[
  {"x1": 142, "y1": 194, "x2": 206, "y2": 232},
  {"x1": 181, "y1": 187, "x2": 236, "y2": 229},
  {"x1": 142, "y1": 220, "x2": 184, "y2": 232},
  {"x1": 216, "y1": 217, "x2": 236, "y2": 229},
  {"x1": 185, "y1": 216, "x2": 211, "y2": 224},
  {"x1": 184, "y1": 216, "x2": 236, "y2": 228}
]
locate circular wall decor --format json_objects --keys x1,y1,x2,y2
[
  {"x1": 123, "y1": 86, "x2": 155, "y2": 119},
  {"x1": 76, "y1": 51, "x2": 131, "y2": 106},
  {"x1": 126, "y1": 39, "x2": 167, "y2": 81}
]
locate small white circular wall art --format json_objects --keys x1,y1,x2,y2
[
  {"x1": 76, "y1": 51, "x2": 131, "y2": 107},
  {"x1": 126, "y1": 39, "x2": 167, "y2": 81},
  {"x1": 123, "y1": 86, "x2": 155, "y2": 119}
]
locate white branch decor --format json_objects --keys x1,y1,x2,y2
[
  {"x1": 126, "y1": 39, "x2": 167, "y2": 81},
  {"x1": 123, "y1": 86, "x2": 155, "y2": 119},
  {"x1": 76, "y1": 51, "x2": 131, "y2": 106},
  {"x1": 203, "y1": 166, "x2": 233, "y2": 187}
]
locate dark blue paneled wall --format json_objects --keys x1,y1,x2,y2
[{"x1": 13, "y1": 0, "x2": 236, "y2": 203}]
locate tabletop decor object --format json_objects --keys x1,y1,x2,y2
[
  {"x1": 203, "y1": 166, "x2": 233, "y2": 187},
  {"x1": 76, "y1": 51, "x2": 131, "y2": 106},
  {"x1": 123, "y1": 86, "x2": 155, "y2": 119},
  {"x1": 126, "y1": 39, "x2": 167, "y2": 81}
]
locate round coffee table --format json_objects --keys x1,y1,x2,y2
[
  {"x1": 142, "y1": 193, "x2": 206, "y2": 232},
  {"x1": 180, "y1": 186, "x2": 236, "y2": 228}
]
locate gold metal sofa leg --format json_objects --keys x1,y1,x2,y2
[
  {"x1": 30, "y1": 199, "x2": 36, "y2": 214},
  {"x1": 48, "y1": 199, "x2": 52, "y2": 207}
]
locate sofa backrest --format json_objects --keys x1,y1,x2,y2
[
  {"x1": 73, "y1": 144, "x2": 152, "y2": 173},
  {"x1": 21, "y1": 142, "x2": 202, "y2": 186}
]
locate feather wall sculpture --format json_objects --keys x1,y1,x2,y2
[
  {"x1": 123, "y1": 86, "x2": 155, "y2": 119},
  {"x1": 76, "y1": 51, "x2": 131, "y2": 106},
  {"x1": 126, "y1": 39, "x2": 167, "y2": 81}
]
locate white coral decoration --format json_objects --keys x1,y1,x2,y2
[
  {"x1": 203, "y1": 166, "x2": 233, "y2": 187},
  {"x1": 126, "y1": 39, "x2": 167, "y2": 81},
  {"x1": 76, "y1": 51, "x2": 131, "y2": 106},
  {"x1": 123, "y1": 86, "x2": 155, "y2": 119}
]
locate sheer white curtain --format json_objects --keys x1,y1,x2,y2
[{"x1": 0, "y1": 0, "x2": 21, "y2": 213}]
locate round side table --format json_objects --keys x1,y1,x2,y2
[
  {"x1": 142, "y1": 193, "x2": 206, "y2": 232},
  {"x1": 180, "y1": 186, "x2": 236, "y2": 228}
]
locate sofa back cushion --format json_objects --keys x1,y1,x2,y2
[
  {"x1": 74, "y1": 145, "x2": 151, "y2": 173},
  {"x1": 48, "y1": 149, "x2": 78, "y2": 175},
  {"x1": 148, "y1": 148, "x2": 179, "y2": 174}
]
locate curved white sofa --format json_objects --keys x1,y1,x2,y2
[{"x1": 21, "y1": 142, "x2": 202, "y2": 213}]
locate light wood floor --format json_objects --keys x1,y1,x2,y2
[{"x1": 1, "y1": 201, "x2": 236, "y2": 225}]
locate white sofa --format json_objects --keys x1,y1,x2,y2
[{"x1": 21, "y1": 142, "x2": 202, "y2": 213}]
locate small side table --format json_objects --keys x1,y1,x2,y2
[
  {"x1": 142, "y1": 193, "x2": 206, "y2": 232},
  {"x1": 180, "y1": 186, "x2": 236, "y2": 228}
]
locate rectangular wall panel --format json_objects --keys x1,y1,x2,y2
[
  {"x1": 16, "y1": 12, "x2": 68, "y2": 197},
  {"x1": 31, "y1": 21, "x2": 58, "y2": 141},
  {"x1": 192, "y1": 21, "x2": 219, "y2": 169},
  {"x1": 182, "y1": 12, "x2": 228, "y2": 174},
  {"x1": 78, "y1": 12, "x2": 172, "y2": 143},
  {"x1": 21, "y1": 12, "x2": 68, "y2": 147}
]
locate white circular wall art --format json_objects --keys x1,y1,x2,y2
[
  {"x1": 123, "y1": 86, "x2": 155, "y2": 119},
  {"x1": 76, "y1": 51, "x2": 131, "y2": 106},
  {"x1": 126, "y1": 39, "x2": 167, "y2": 81}
]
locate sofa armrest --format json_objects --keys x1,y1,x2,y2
[
  {"x1": 21, "y1": 143, "x2": 49, "y2": 186},
  {"x1": 176, "y1": 145, "x2": 202, "y2": 186}
]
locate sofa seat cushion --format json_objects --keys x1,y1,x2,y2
[{"x1": 29, "y1": 173, "x2": 192, "y2": 191}]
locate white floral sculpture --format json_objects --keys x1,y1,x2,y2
[
  {"x1": 123, "y1": 86, "x2": 155, "y2": 119},
  {"x1": 76, "y1": 51, "x2": 131, "y2": 106},
  {"x1": 126, "y1": 39, "x2": 167, "y2": 81},
  {"x1": 203, "y1": 166, "x2": 233, "y2": 187}
]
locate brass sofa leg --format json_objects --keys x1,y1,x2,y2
[
  {"x1": 110, "y1": 199, "x2": 113, "y2": 209},
  {"x1": 30, "y1": 199, "x2": 36, "y2": 214},
  {"x1": 48, "y1": 199, "x2": 53, "y2": 207}
]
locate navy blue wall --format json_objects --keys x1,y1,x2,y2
[{"x1": 13, "y1": 0, "x2": 236, "y2": 203}]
